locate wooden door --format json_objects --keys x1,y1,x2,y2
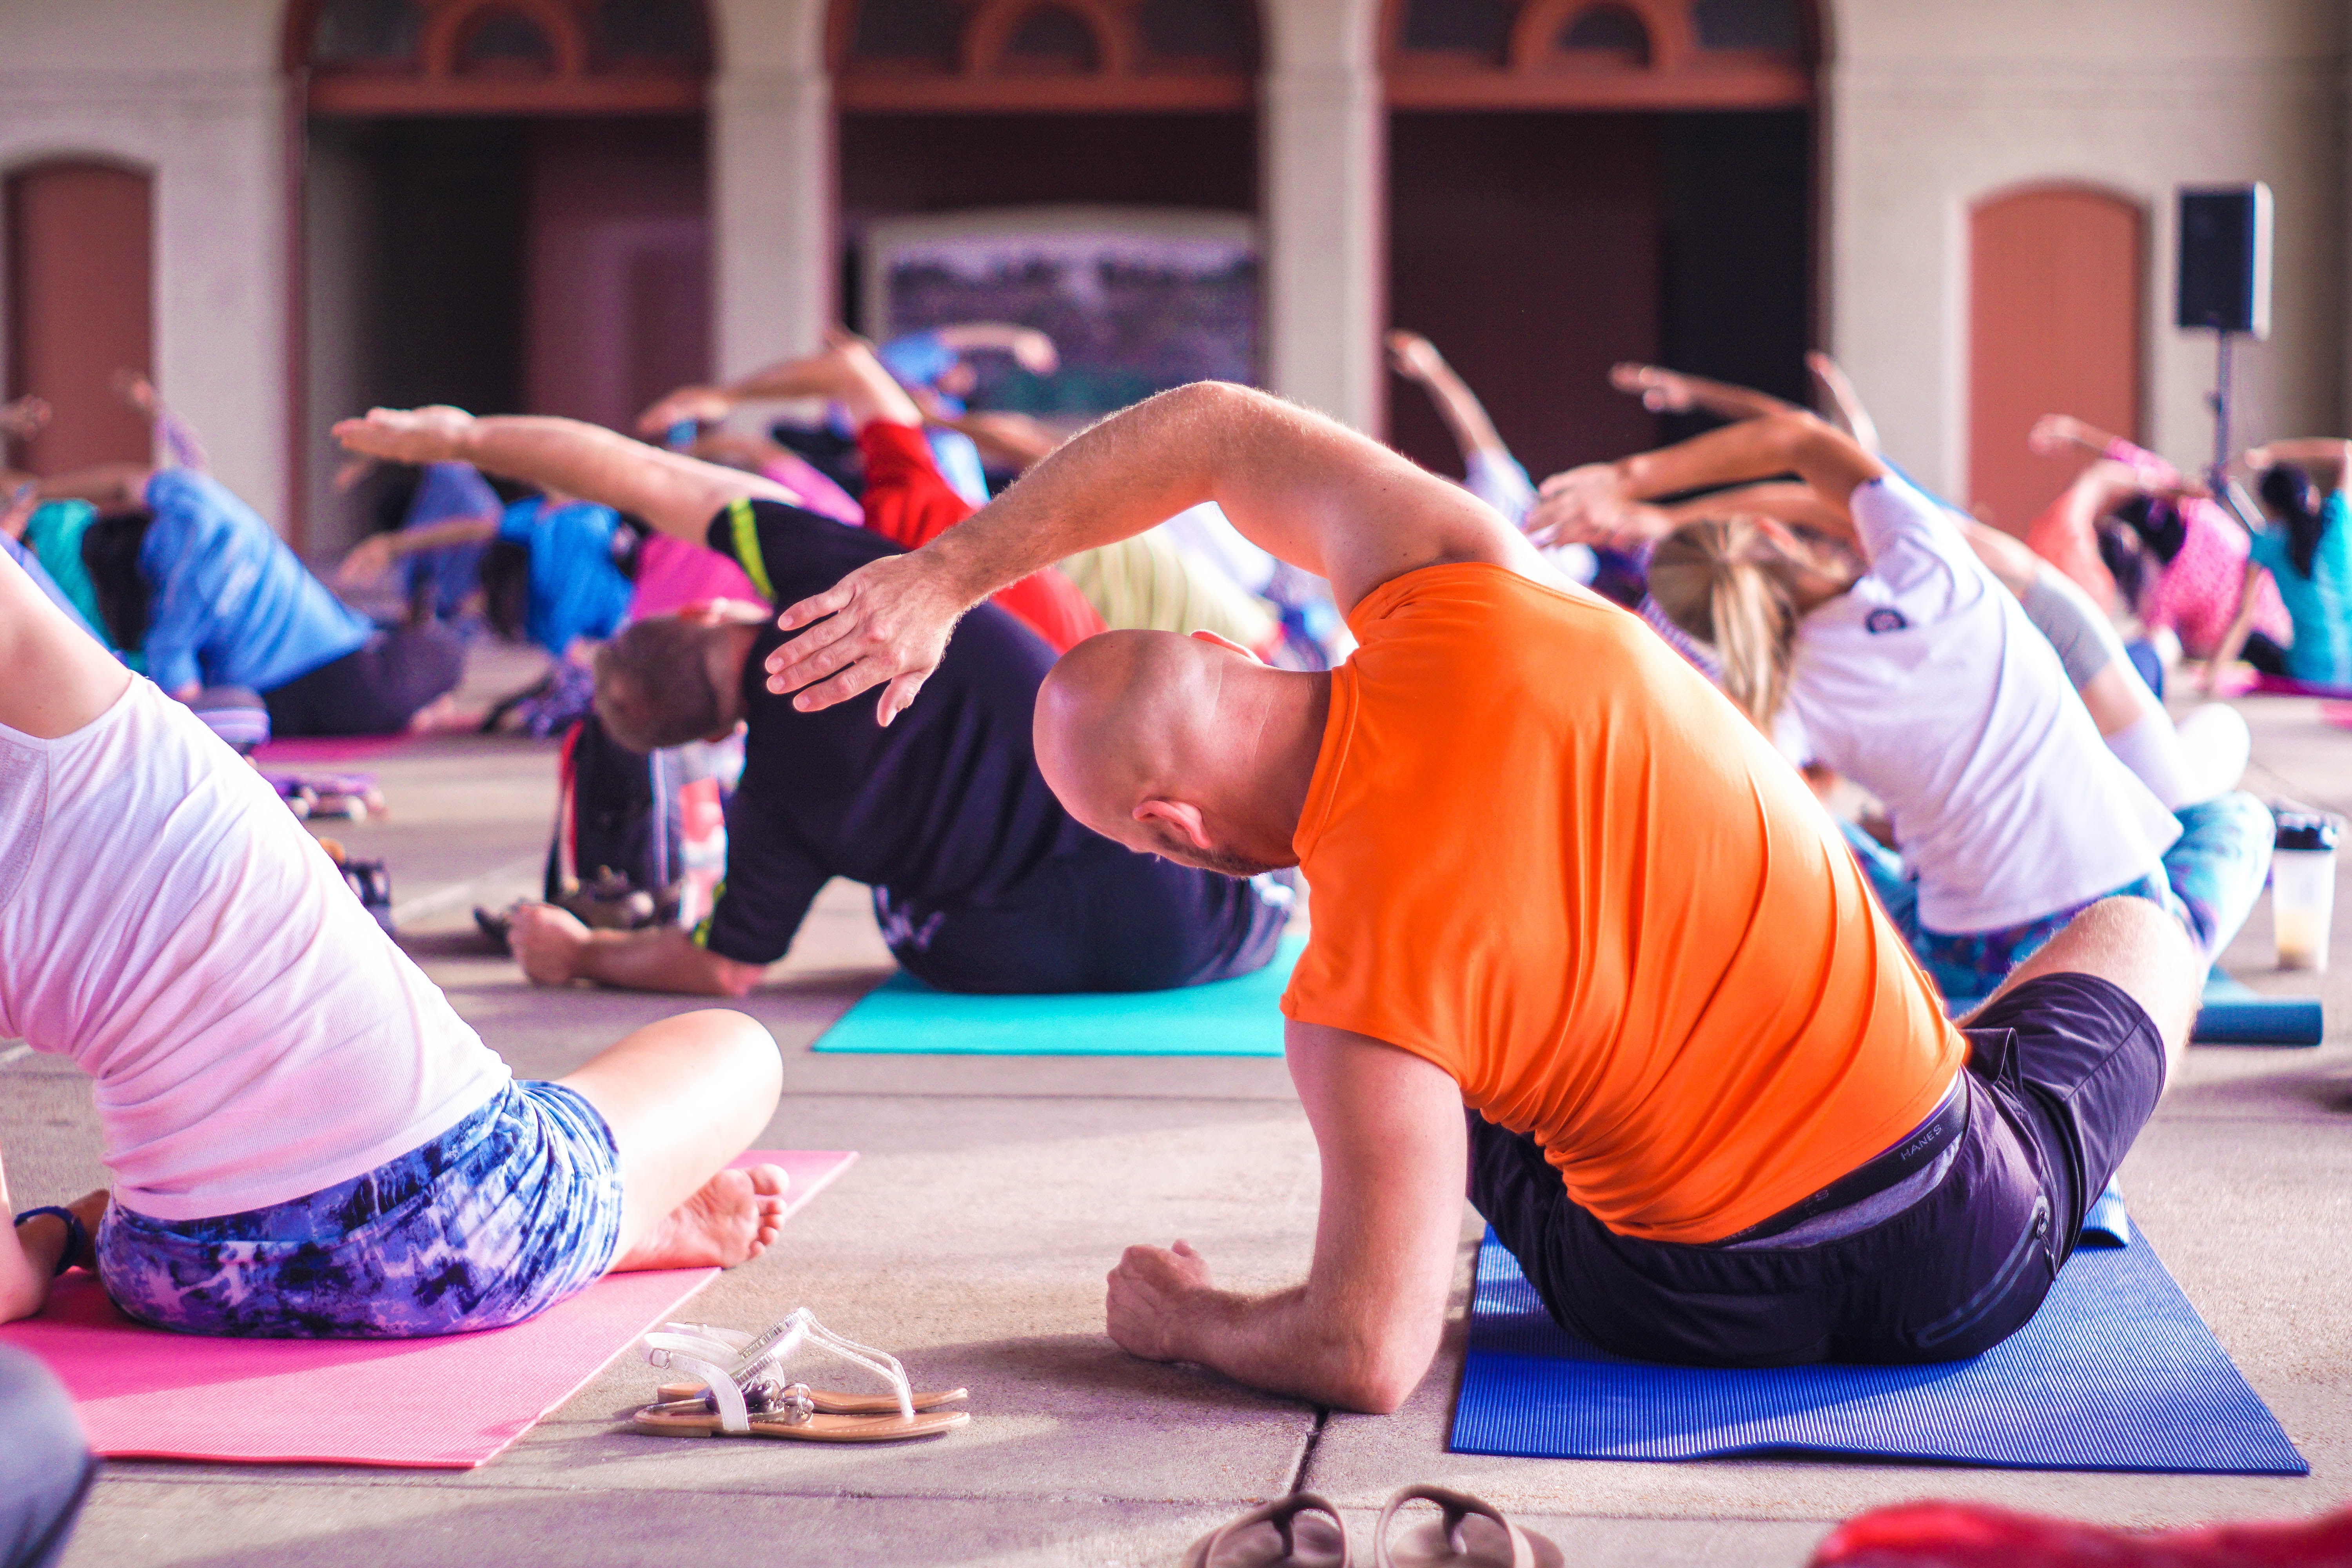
[
  {"x1": 6, "y1": 162, "x2": 154, "y2": 475},
  {"x1": 1968, "y1": 186, "x2": 2143, "y2": 532}
]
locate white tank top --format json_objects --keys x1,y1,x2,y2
[{"x1": 0, "y1": 679, "x2": 510, "y2": 1221}]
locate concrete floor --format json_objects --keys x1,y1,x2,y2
[{"x1": 9, "y1": 659, "x2": 2352, "y2": 1567}]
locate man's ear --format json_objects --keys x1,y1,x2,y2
[
  {"x1": 1134, "y1": 798, "x2": 1213, "y2": 851},
  {"x1": 1188, "y1": 628, "x2": 1264, "y2": 664}
]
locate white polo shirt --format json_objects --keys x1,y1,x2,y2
[{"x1": 1788, "y1": 475, "x2": 2179, "y2": 935}]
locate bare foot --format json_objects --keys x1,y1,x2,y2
[{"x1": 612, "y1": 1165, "x2": 790, "y2": 1272}]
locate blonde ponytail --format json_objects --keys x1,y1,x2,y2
[{"x1": 1647, "y1": 517, "x2": 1801, "y2": 733}]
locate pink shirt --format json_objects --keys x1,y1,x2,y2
[{"x1": 2100, "y1": 439, "x2": 2288, "y2": 657}]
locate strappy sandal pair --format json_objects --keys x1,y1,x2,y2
[
  {"x1": 629, "y1": 1307, "x2": 970, "y2": 1443},
  {"x1": 1182, "y1": 1487, "x2": 1562, "y2": 1568}
]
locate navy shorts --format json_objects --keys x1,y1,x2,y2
[
  {"x1": 1467, "y1": 973, "x2": 2167, "y2": 1367},
  {"x1": 872, "y1": 834, "x2": 1293, "y2": 994},
  {"x1": 97, "y1": 1080, "x2": 623, "y2": 1339}
]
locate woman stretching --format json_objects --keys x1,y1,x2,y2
[
  {"x1": 1537, "y1": 410, "x2": 2273, "y2": 1002},
  {"x1": 0, "y1": 545, "x2": 789, "y2": 1337},
  {"x1": 2209, "y1": 441, "x2": 2352, "y2": 691}
]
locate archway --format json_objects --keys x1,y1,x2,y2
[
  {"x1": 1381, "y1": 0, "x2": 1817, "y2": 483},
  {"x1": 285, "y1": 0, "x2": 714, "y2": 548},
  {"x1": 1968, "y1": 183, "x2": 2144, "y2": 533},
  {"x1": 5, "y1": 161, "x2": 154, "y2": 475},
  {"x1": 829, "y1": 0, "x2": 1261, "y2": 425}
]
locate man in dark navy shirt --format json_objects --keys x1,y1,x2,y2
[{"x1": 335, "y1": 403, "x2": 1291, "y2": 997}]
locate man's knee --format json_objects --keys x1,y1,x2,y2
[
  {"x1": 2037, "y1": 897, "x2": 2199, "y2": 1048},
  {"x1": 0, "y1": 1348, "x2": 94, "y2": 1568}
]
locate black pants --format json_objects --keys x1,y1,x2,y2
[
  {"x1": 1467, "y1": 973, "x2": 2166, "y2": 1367},
  {"x1": 873, "y1": 836, "x2": 1294, "y2": 994},
  {"x1": 261, "y1": 622, "x2": 465, "y2": 737},
  {"x1": 0, "y1": 1348, "x2": 94, "y2": 1568}
]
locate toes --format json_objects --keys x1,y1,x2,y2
[{"x1": 746, "y1": 1163, "x2": 790, "y2": 1198}]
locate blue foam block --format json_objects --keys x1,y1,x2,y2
[
  {"x1": 812, "y1": 934, "x2": 1302, "y2": 1056},
  {"x1": 1450, "y1": 1216, "x2": 2304, "y2": 1474},
  {"x1": 1949, "y1": 973, "x2": 2322, "y2": 1048}
]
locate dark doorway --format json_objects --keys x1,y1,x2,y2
[
  {"x1": 302, "y1": 114, "x2": 707, "y2": 549},
  {"x1": 1385, "y1": 109, "x2": 1809, "y2": 485}
]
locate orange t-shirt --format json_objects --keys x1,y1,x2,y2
[{"x1": 1280, "y1": 563, "x2": 1965, "y2": 1245}]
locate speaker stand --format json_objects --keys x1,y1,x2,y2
[{"x1": 2206, "y1": 328, "x2": 2236, "y2": 490}]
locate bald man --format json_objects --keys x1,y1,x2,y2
[{"x1": 761, "y1": 381, "x2": 2200, "y2": 1412}]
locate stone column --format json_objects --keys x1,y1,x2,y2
[
  {"x1": 710, "y1": 0, "x2": 835, "y2": 377},
  {"x1": 1259, "y1": 0, "x2": 1385, "y2": 434}
]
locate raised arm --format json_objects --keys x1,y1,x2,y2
[
  {"x1": 1104, "y1": 1025, "x2": 1466, "y2": 1412},
  {"x1": 335, "y1": 407, "x2": 793, "y2": 545},
  {"x1": 1530, "y1": 410, "x2": 1883, "y2": 552},
  {"x1": 636, "y1": 331, "x2": 928, "y2": 438},
  {"x1": 1609, "y1": 362, "x2": 1798, "y2": 424},
  {"x1": 1387, "y1": 331, "x2": 1511, "y2": 463},
  {"x1": 764, "y1": 381, "x2": 1541, "y2": 722},
  {"x1": 2243, "y1": 440, "x2": 2352, "y2": 488},
  {"x1": 1804, "y1": 352, "x2": 1881, "y2": 455},
  {"x1": 335, "y1": 514, "x2": 501, "y2": 589},
  {"x1": 930, "y1": 322, "x2": 1060, "y2": 375}
]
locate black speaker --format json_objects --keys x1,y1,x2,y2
[{"x1": 2177, "y1": 184, "x2": 2272, "y2": 338}]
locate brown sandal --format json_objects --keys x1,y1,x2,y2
[
  {"x1": 1373, "y1": 1486, "x2": 1561, "y2": 1568},
  {"x1": 1180, "y1": 1492, "x2": 1351, "y2": 1567}
]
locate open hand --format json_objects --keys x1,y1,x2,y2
[
  {"x1": 1105, "y1": 1240, "x2": 1212, "y2": 1363},
  {"x1": 1609, "y1": 362, "x2": 1697, "y2": 413},
  {"x1": 1010, "y1": 329, "x2": 1060, "y2": 376},
  {"x1": 333, "y1": 406, "x2": 476, "y2": 467},
  {"x1": 0, "y1": 395, "x2": 52, "y2": 441},
  {"x1": 764, "y1": 550, "x2": 978, "y2": 724},
  {"x1": 508, "y1": 902, "x2": 593, "y2": 986},
  {"x1": 1526, "y1": 463, "x2": 1659, "y2": 550},
  {"x1": 1385, "y1": 330, "x2": 1444, "y2": 383},
  {"x1": 2028, "y1": 414, "x2": 2091, "y2": 458},
  {"x1": 635, "y1": 385, "x2": 731, "y2": 439}
]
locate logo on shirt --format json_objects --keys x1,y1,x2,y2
[{"x1": 1864, "y1": 608, "x2": 1910, "y2": 635}]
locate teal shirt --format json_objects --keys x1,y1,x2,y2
[{"x1": 2249, "y1": 491, "x2": 2352, "y2": 686}]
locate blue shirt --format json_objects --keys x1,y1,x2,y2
[
  {"x1": 497, "y1": 497, "x2": 635, "y2": 657},
  {"x1": 139, "y1": 469, "x2": 374, "y2": 694},
  {"x1": 2248, "y1": 492, "x2": 2352, "y2": 686}
]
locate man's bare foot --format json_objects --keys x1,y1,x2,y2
[{"x1": 612, "y1": 1165, "x2": 790, "y2": 1272}]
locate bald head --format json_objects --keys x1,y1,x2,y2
[{"x1": 1035, "y1": 629, "x2": 1330, "y2": 877}]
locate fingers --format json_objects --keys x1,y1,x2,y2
[
  {"x1": 877, "y1": 671, "x2": 928, "y2": 728},
  {"x1": 789, "y1": 661, "x2": 890, "y2": 715},
  {"x1": 775, "y1": 582, "x2": 856, "y2": 633}
]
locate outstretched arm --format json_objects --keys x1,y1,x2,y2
[
  {"x1": 336, "y1": 514, "x2": 501, "y2": 588},
  {"x1": 1805, "y1": 352, "x2": 1880, "y2": 455},
  {"x1": 930, "y1": 322, "x2": 1059, "y2": 375},
  {"x1": 1105, "y1": 1025, "x2": 1466, "y2": 1413},
  {"x1": 2243, "y1": 440, "x2": 2352, "y2": 488},
  {"x1": 508, "y1": 906, "x2": 764, "y2": 997},
  {"x1": 637, "y1": 332, "x2": 928, "y2": 438},
  {"x1": 335, "y1": 408, "x2": 793, "y2": 545},
  {"x1": 1387, "y1": 331, "x2": 1511, "y2": 463},
  {"x1": 765, "y1": 380, "x2": 1540, "y2": 722},
  {"x1": 1530, "y1": 410, "x2": 1883, "y2": 552},
  {"x1": 1608, "y1": 362, "x2": 1798, "y2": 424}
]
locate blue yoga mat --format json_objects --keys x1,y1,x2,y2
[
  {"x1": 1949, "y1": 972, "x2": 2322, "y2": 1047},
  {"x1": 812, "y1": 934, "x2": 1302, "y2": 1056},
  {"x1": 1450, "y1": 1209, "x2": 2305, "y2": 1474}
]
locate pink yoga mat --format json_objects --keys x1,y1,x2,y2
[
  {"x1": 0, "y1": 1149, "x2": 855, "y2": 1469},
  {"x1": 251, "y1": 734, "x2": 418, "y2": 764}
]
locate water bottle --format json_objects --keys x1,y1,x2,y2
[{"x1": 2270, "y1": 810, "x2": 2339, "y2": 971}]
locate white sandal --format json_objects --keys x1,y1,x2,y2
[{"x1": 632, "y1": 1308, "x2": 969, "y2": 1442}]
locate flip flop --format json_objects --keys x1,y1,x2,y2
[
  {"x1": 1180, "y1": 1492, "x2": 1351, "y2": 1567},
  {"x1": 650, "y1": 1319, "x2": 969, "y2": 1414},
  {"x1": 1373, "y1": 1486, "x2": 1562, "y2": 1568},
  {"x1": 631, "y1": 1307, "x2": 969, "y2": 1443}
]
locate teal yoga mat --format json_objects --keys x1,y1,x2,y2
[{"x1": 813, "y1": 933, "x2": 1303, "y2": 1056}]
